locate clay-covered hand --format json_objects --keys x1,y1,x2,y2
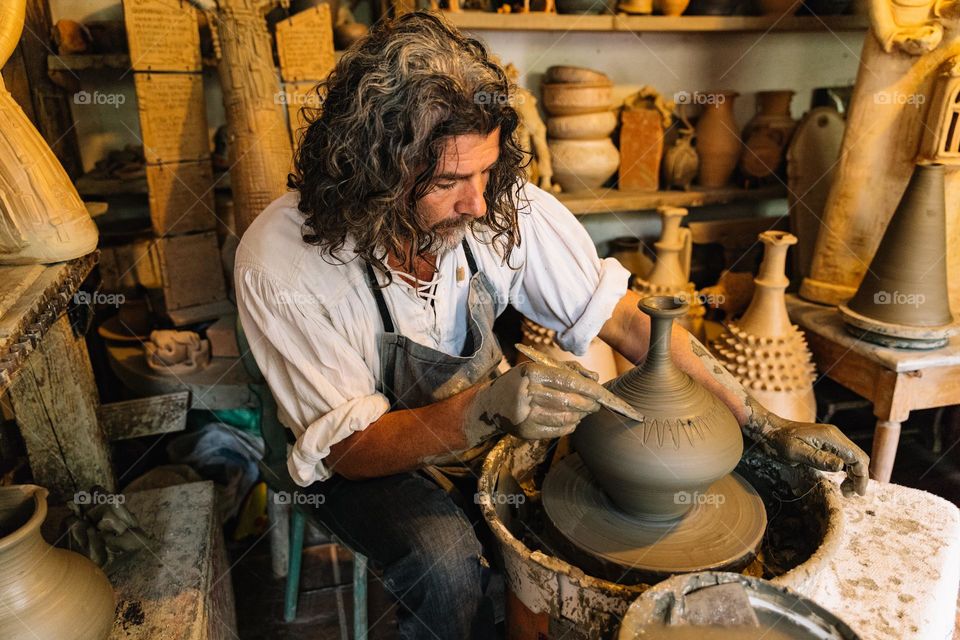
[
  {"x1": 465, "y1": 361, "x2": 603, "y2": 442},
  {"x1": 755, "y1": 409, "x2": 869, "y2": 497}
]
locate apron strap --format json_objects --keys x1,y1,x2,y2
[{"x1": 365, "y1": 239, "x2": 477, "y2": 335}]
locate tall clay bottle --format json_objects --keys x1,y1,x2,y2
[
  {"x1": 0, "y1": 0, "x2": 98, "y2": 264},
  {"x1": 695, "y1": 91, "x2": 741, "y2": 188},
  {"x1": 0, "y1": 485, "x2": 115, "y2": 639},
  {"x1": 573, "y1": 296, "x2": 743, "y2": 519},
  {"x1": 711, "y1": 231, "x2": 817, "y2": 422},
  {"x1": 633, "y1": 206, "x2": 705, "y2": 339}
]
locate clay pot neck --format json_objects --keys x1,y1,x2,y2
[
  {"x1": 738, "y1": 231, "x2": 797, "y2": 337},
  {"x1": 0, "y1": 486, "x2": 61, "y2": 591},
  {"x1": 756, "y1": 90, "x2": 794, "y2": 117},
  {"x1": 646, "y1": 206, "x2": 690, "y2": 288},
  {"x1": 616, "y1": 297, "x2": 689, "y2": 397}
]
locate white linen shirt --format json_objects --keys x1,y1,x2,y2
[{"x1": 235, "y1": 182, "x2": 630, "y2": 486}]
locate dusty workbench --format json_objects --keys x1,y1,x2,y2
[
  {"x1": 45, "y1": 481, "x2": 238, "y2": 639},
  {"x1": 797, "y1": 474, "x2": 959, "y2": 640}
]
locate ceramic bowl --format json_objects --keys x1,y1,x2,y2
[
  {"x1": 542, "y1": 81, "x2": 613, "y2": 116},
  {"x1": 544, "y1": 65, "x2": 611, "y2": 84},
  {"x1": 547, "y1": 110, "x2": 618, "y2": 140}
]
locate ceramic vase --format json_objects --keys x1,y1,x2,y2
[
  {"x1": 518, "y1": 317, "x2": 619, "y2": 383},
  {"x1": 573, "y1": 296, "x2": 744, "y2": 519},
  {"x1": 0, "y1": 485, "x2": 115, "y2": 639},
  {"x1": 711, "y1": 231, "x2": 817, "y2": 422},
  {"x1": 695, "y1": 91, "x2": 741, "y2": 188},
  {"x1": 740, "y1": 90, "x2": 797, "y2": 182},
  {"x1": 632, "y1": 206, "x2": 705, "y2": 340}
]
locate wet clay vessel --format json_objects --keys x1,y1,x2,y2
[
  {"x1": 541, "y1": 297, "x2": 766, "y2": 580},
  {"x1": 0, "y1": 485, "x2": 115, "y2": 639},
  {"x1": 839, "y1": 163, "x2": 956, "y2": 349},
  {"x1": 711, "y1": 231, "x2": 817, "y2": 422}
]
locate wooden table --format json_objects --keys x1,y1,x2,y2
[
  {"x1": 787, "y1": 295, "x2": 960, "y2": 482},
  {"x1": 0, "y1": 254, "x2": 115, "y2": 499}
]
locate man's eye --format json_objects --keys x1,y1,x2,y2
[{"x1": 435, "y1": 181, "x2": 456, "y2": 190}]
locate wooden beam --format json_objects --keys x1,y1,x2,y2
[
  {"x1": 98, "y1": 392, "x2": 190, "y2": 441},
  {"x1": 9, "y1": 315, "x2": 115, "y2": 500}
]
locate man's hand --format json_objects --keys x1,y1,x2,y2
[
  {"x1": 464, "y1": 361, "x2": 603, "y2": 442},
  {"x1": 751, "y1": 404, "x2": 869, "y2": 496}
]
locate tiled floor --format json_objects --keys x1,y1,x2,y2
[{"x1": 229, "y1": 400, "x2": 960, "y2": 638}]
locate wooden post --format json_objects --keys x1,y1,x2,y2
[
  {"x1": 18, "y1": 0, "x2": 84, "y2": 178},
  {"x1": 9, "y1": 314, "x2": 115, "y2": 500}
]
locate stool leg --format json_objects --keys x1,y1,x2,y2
[
  {"x1": 353, "y1": 552, "x2": 368, "y2": 640},
  {"x1": 284, "y1": 509, "x2": 306, "y2": 622},
  {"x1": 870, "y1": 419, "x2": 902, "y2": 483}
]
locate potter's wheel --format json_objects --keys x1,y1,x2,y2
[{"x1": 542, "y1": 454, "x2": 767, "y2": 581}]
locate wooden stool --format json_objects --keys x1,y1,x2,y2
[{"x1": 787, "y1": 295, "x2": 960, "y2": 482}]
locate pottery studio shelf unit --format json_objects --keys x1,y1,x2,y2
[
  {"x1": 48, "y1": 50, "x2": 347, "y2": 73},
  {"x1": 559, "y1": 183, "x2": 786, "y2": 215},
  {"x1": 442, "y1": 11, "x2": 868, "y2": 32}
]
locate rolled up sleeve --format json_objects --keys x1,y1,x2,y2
[
  {"x1": 236, "y1": 267, "x2": 390, "y2": 486},
  {"x1": 510, "y1": 185, "x2": 631, "y2": 356}
]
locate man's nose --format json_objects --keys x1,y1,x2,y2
[{"x1": 457, "y1": 175, "x2": 487, "y2": 218}]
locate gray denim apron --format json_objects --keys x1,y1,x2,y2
[{"x1": 364, "y1": 239, "x2": 504, "y2": 479}]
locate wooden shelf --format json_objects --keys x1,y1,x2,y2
[
  {"x1": 442, "y1": 11, "x2": 868, "y2": 32},
  {"x1": 49, "y1": 50, "x2": 346, "y2": 73},
  {"x1": 560, "y1": 184, "x2": 786, "y2": 214}
]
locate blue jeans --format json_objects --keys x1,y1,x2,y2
[{"x1": 303, "y1": 471, "x2": 495, "y2": 639}]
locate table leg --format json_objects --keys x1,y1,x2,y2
[{"x1": 870, "y1": 419, "x2": 902, "y2": 482}]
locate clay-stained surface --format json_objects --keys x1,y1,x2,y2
[
  {"x1": 480, "y1": 437, "x2": 960, "y2": 640},
  {"x1": 122, "y1": 0, "x2": 201, "y2": 72}
]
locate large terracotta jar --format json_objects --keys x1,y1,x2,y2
[
  {"x1": 548, "y1": 138, "x2": 620, "y2": 191},
  {"x1": 711, "y1": 231, "x2": 817, "y2": 422},
  {"x1": 572, "y1": 296, "x2": 744, "y2": 520},
  {"x1": 695, "y1": 91, "x2": 741, "y2": 188},
  {"x1": 740, "y1": 90, "x2": 797, "y2": 182},
  {"x1": 0, "y1": 485, "x2": 115, "y2": 639}
]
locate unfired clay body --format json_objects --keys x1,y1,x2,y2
[
  {"x1": 695, "y1": 91, "x2": 741, "y2": 188},
  {"x1": 572, "y1": 297, "x2": 744, "y2": 519},
  {"x1": 0, "y1": 485, "x2": 115, "y2": 640},
  {"x1": 0, "y1": 1, "x2": 98, "y2": 265},
  {"x1": 711, "y1": 231, "x2": 817, "y2": 423},
  {"x1": 145, "y1": 330, "x2": 212, "y2": 374}
]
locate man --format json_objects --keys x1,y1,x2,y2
[{"x1": 236, "y1": 12, "x2": 868, "y2": 639}]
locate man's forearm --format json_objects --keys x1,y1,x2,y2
[{"x1": 326, "y1": 383, "x2": 490, "y2": 480}]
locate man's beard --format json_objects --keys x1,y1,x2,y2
[{"x1": 430, "y1": 218, "x2": 471, "y2": 254}]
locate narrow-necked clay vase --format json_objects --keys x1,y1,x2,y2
[
  {"x1": 711, "y1": 231, "x2": 817, "y2": 423},
  {"x1": 695, "y1": 91, "x2": 741, "y2": 188},
  {"x1": 572, "y1": 296, "x2": 744, "y2": 520},
  {"x1": 0, "y1": 485, "x2": 115, "y2": 639}
]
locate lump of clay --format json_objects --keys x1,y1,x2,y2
[{"x1": 145, "y1": 330, "x2": 211, "y2": 375}]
